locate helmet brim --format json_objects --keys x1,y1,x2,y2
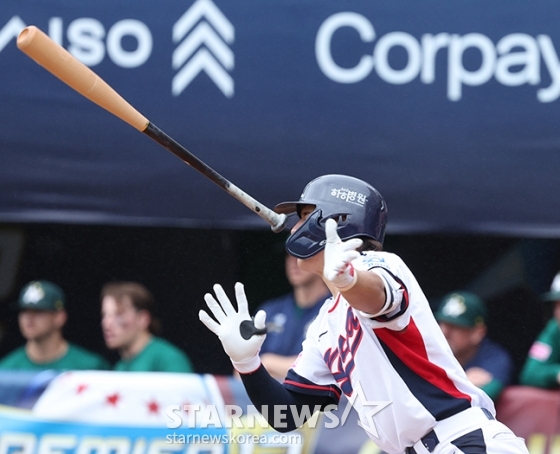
[{"x1": 274, "y1": 201, "x2": 302, "y2": 215}]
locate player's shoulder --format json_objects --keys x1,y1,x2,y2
[
  {"x1": 481, "y1": 338, "x2": 512, "y2": 360},
  {"x1": 67, "y1": 343, "x2": 111, "y2": 369},
  {"x1": 149, "y1": 337, "x2": 193, "y2": 372},
  {"x1": 0, "y1": 346, "x2": 27, "y2": 367},
  {"x1": 150, "y1": 337, "x2": 189, "y2": 359},
  {"x1": 357, "y1": 250, "x2": 407, "y2": 272},
  {"x1": 544, "y1": 318, "x2": 560, "y2": 334},
  {"x1": 257, "y1": 293, "x2": 295, "y2": 312},
  {"x1": 67, "y1": 342, "x2": 102, "y2": 358}
]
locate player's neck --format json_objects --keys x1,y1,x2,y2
[
  {"x1": 26, "y1": 333, "x2": 68, "y2": 363},
  {"x1": 120, "y1": 331, "x2": 152, "y2": 360},
  {"x1": 455, "y1": 346, "x2": 478, "y2": 366},
  {"x1": 294, "y1": 278, "x2": 330, "y2": 308}
]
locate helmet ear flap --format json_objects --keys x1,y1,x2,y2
[{"x1": 286, "y1": 209, "x2": 327, "y2": 259}]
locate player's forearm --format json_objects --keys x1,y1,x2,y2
[
  {"x1": 240, "y1": 364, "x2": 330, "y2": 432},
  {"x1": 519, "y1": 358, "x2": 560, "y2": 388},
  {"x1": 339, "y1": 270, "x2": 386, "y2": 314},
  {"x1": 260, "y1": 353, "x2": 298, "y2": 381}
]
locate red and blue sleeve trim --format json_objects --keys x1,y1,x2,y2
[{"x1": 284, "y1": 369, "x2": 342, "y2": 403}]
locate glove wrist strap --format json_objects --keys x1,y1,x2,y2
[
  {"x1": 232, "y1": 355, "x2": 262, "y2": 374},
  {"x1": 336, "y1": 265, "x2": 358, "y2": 292}
]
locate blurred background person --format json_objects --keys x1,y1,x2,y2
[
  {"x1": 257, "y1": 254, "x2": 331, "y2": 381},
  {"x1": 101, "y1": 281, "x2": 194, "y2": 372},
  {"x1": 0, "y1": 280, "x2": 110, "y2": 371},
  {"x1": 435, "y1": 291, "x2": 513, "y2": 401},
  {"x1": 519, "y1": 271, "x2": 560, "y2": 388}
]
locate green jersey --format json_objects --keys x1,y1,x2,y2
[
  {"x1": 0, "y1": 343, "x2": 110, "y2": 371},
  {"x1": 519, "y1": 319, "x2": 560, "y2": 388},
  {"x1": 114, "y1": 336, "x2": 194, "y2": 372}
]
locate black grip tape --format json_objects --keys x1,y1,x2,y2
[{"x1": 240, "y1": 319, "x2": 267, "y2": 340}]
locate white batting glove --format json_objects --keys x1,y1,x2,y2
[
  {"x1": 323, "y1": 218, "x2": 363, "y2": 291},
  {"x1": 199, "y1": 282, "x2": 267, "y2": 374}
]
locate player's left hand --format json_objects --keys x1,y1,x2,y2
[
  {"x1": 199, "y1": 282, "x2": 267, "y2": 373},
  {"x1": 323, "y1": 218, "x2": 363, "y2": 291}
]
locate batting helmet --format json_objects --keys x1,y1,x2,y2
[{"x1": 274, "y1": 175, "x2": 388, "y2": 259}]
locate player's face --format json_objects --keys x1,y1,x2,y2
[
  {"x1": 101, "y1": 295, "x2": 148, "y2": 351},
  {"x1": 290, "y1": 204, "x2": 316, "y2": 234},
  {"x1": 553, "y1": 300, "x2": 560, "y2": 325},
  {"x1": 290, "y1": 204, "x2": 324, "y2": 276},
  {"x1": 439, "y1": 322, "x2": 484, "y2": 360},
  {"x1": 18, "y1": 310, "x2": 65, "y2": 342}
]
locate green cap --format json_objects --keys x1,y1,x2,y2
[
  {"x1": 541, "y1": 272, "x2": 560, "y2": 302},
  {"x1": 435, "y1": 291, "x2": 487, "y2": 328},
  {"x1": 16, "y1": 280, "x2": 65, "y2": 311}
]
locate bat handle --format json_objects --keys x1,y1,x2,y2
[
  {"x1": 226, "y1": 183, "x2": 288, "y2": 232},
  {"x1": 144, "y1": 123, "x2": 288, "y2": 233},
  {"x1": 269, "y1": 213, "x2": 288, "y2": 233}
]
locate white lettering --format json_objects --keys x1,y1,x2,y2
[
  {"x1": 38, "y1": 434, "x2": 77, "y2": 454},
  {"x1": 67, "y1": 18, "x2": 106, "y2": 66},
  {"x1": 421, "y1": 33, "x2": 450, "y2": 83},
  {"x1": 0, "y1": 16, "x2": 26, "y2": 53},
  {"x1": 448, "y1": 33, "x2": 496, "y2": 101},
  {"x1": 315, "y1": 13, "x2": 560, "y2": 102},
  {"x1": 166, "y1": 404, "x2": 182, "y2": 429},
  {"x1": 106, "y1": 19, "x2": 152, "y2": 68},
  {"x1": 322, "y1": 404, "x2": 340, "y2": 429},
  {"x1": 76, "y1": 437, "x2": 130, "y2": 454},
  {"x1": 288, "y1": 405, "x2": 322, "y2": 428},
  {"x1": 315, "y1": 12, "x2": 374, "y2": 83},
  {"x1": 273, "y1": 405, "x2": 287, "y2": 429},
  {"x1": 0, "y1": 432, "x2": 36, "y2": 454},
  {"x1": 200, "y1": 405, "x2": 222, "y2": 428},
  {"x1": 225, "y1": 404, "x2": 244, "y2": 428},
  {"x1": 48, "y1": 17, "x2": 63, "y2": 46},
  {"x1": 495, "y1": 33, "x2": 539, "y2": 86},
  {"x1": 374, "y1": 31, "x2": 421, "y2": 84},
  {"x1": 537, "y1": 35, "x2": 560, "y2": 102}
]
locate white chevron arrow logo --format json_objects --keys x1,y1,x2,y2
[{"x1": 172, "y1": 0, "x2": 234, "y2": 97}]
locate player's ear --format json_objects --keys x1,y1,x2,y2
[
  {"x1": 472, "y1": 325, "x2": 487, "y2": 344},
  {"x1": 54, "y1": 310, "x2": 67, "y2": 329},
  {"x1": 137, "y1": 309, "x2": 151, "y2": 330}
]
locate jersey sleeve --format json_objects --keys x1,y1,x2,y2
[
  {"x1": 354, "y1": 252, "x2": 411, "y2": 330},
  {"x1": 519, "y1": 319, "x2": 560, "y2": 388}
]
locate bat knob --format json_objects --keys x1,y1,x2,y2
[
  {"x1": 240, "y1": 320, "x2": 268, "y2": 340},
  {"x1": 270, "y1": 213, "x2": 288, "y2": 233}
]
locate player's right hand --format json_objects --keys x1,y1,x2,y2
[
  {"x1": 323, "y1": 218, "x2": 363, "y2": 291},
  {"x1": 199, "y1": 282, "x2": 267, "y2": 374}
]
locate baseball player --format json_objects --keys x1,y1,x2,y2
[{"x1": 200, "y1": 175, "x2": 529, "y2": 454}]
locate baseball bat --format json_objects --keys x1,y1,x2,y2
[{"x1": 16, "y1": 25, "x2": 288, "y2": 233}]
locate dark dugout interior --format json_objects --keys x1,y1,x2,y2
[{"x1": 0, "y1": 223, "x2": 559, "y2": 380}]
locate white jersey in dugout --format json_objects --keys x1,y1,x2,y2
[{"x1": 285, "y1": 251, "x2": 495, "y2": 454}]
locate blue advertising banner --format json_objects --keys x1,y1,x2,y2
[
  {"x1": 1, "y1": 1, "x2": 559, "y2": 235},
  {"x1": 0, "y1": 371, "x2": 376, "y2": 454}
]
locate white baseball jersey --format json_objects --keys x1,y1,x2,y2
[{"x1": 285, "y1": 251, "x2": 495, "y2": 454}]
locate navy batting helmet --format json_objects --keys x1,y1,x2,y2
[{"x1": 274, "y1": 175, "x2": 388, "y2": 259}]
